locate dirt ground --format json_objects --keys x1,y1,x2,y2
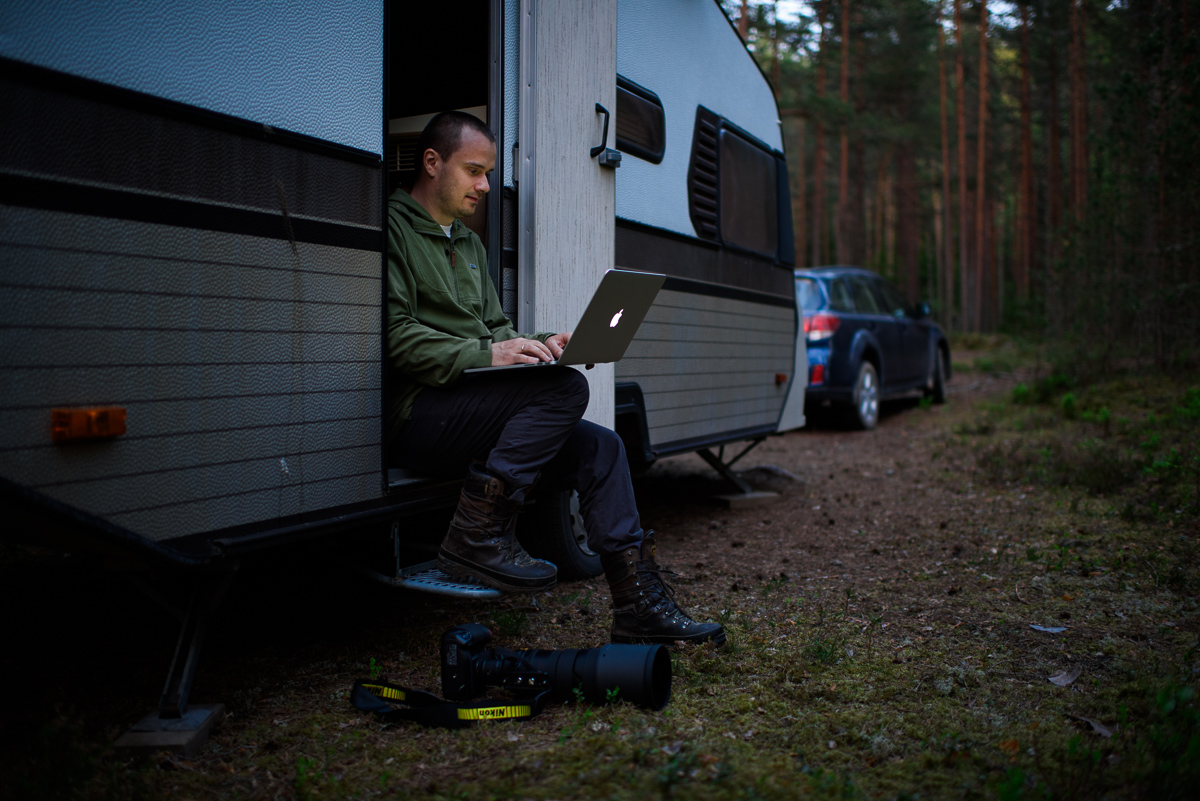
[{"x1": 3, "y1": 355, "x2": 1198, "y2": 800}]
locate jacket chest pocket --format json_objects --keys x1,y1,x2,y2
[{"x1": 453, "y1": 259, "x2": 485, "y2": 316}]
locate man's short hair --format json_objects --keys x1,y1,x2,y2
[{"x1": 416, "y1": 111, "x2": 495, "y2": 165}]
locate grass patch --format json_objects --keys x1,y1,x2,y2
[{"x1": 974, "y1": 374, "x2": 1200, "y2": 523}]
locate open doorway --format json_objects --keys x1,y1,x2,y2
[
  {"x1": 385, "y1": 0, "x2": 496, "y2": 250},
  {"x1": 383, "y1": 0, "x2": 503, "y2": 476}
]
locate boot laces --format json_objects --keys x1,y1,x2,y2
[
  {"x1": 495, "y1": 525, "x2": 542, "y2": 567},
  {"x1": 637, "y1": 559, "x2": 681, "y2": 610}
]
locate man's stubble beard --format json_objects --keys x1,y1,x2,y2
[{"x1": 434, "y1": 176, "x2": 475, "y2": 222}]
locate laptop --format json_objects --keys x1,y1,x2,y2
[{"x1": 464, "y1": 269, "x2": 666, "y2": 373}]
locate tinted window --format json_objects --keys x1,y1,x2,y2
[
  {"x1": 616, "y1": 76, "x2": 665, "y2": 164},
  {"x1": 719, "y1": 129, "x2": 778, "y2": 257},
  {"x1": 876, "y1": 279, "x2": 908, "y2": 317},
  {"x1": 796, "y1": 278, "x2": 823, "y2": 312},
  {"x1": 829, "y1": 278, "x2": 854, "y2": 312},
  {"x1": 849, "y1": 277, "x2": 884, "y2": 314}
]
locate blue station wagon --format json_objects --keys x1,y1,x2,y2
[{"x1": 795, "y1": 266, "x2": 951, "y2": 429}]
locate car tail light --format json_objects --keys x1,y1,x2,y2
[
  {"x1": 810, "y1": 364, "x2": 826, "y2": 385},
  {"x1": 804, "y1": 313, "x2": 840, "y2": 342}
]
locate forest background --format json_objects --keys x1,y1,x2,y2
[{"x1": 724, "y1": 0, "x2": 1198, "y2": 369}]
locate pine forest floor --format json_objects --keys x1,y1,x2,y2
[{"x1": 3, "y1": 338, "x2": 1199, "y2": 800}]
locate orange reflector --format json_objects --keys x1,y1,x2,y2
[
  {"x1": 51, "y1": 407, "x2": 127, "y2": 442},
  {"x1": 775, "y1": 373, "x2": 788, "y2": 386}
]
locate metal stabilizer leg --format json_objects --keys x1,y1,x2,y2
[
  {"x1": 697, "y1": 439, "x2": 779, "y2": 509},
  {"x1": 158, "y1": 564, "x2": 237, "y2": 718},
  {"x1": 116, "y1": 563, "x2": 237, "y2": 757}
]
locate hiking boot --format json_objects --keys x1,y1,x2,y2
[
  {"x1": 436, "y1": 465, "x2": 557, "y2": 592},
  {"x1": 602, "y1": 533, "x2": 725, "y2": 645}
]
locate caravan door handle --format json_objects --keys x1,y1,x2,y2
[
  {"x1": 591, "y1": 103, "x2": 622, "y2": 168},
  {"x1": 591, "y1": 103, "x2": 609, "y2": 157}
]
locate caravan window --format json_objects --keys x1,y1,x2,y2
[
  {"x1": 616, "y1": 76, "x2": 665, "y2": 164},
  {"x1": 719, "y1": 129, "x2": 778, "y2": 257},
  {"x1": 687, "y1": 106, "x2": 788, "y2": 262}
]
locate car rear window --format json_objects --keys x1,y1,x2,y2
[
  {"x1": 849, "y1": 277, "x2": 884, "y2": 314},
  {"x1": 829, "y1": 278, "x2": 854, "y2": 312},
  {"x1": 796, "y1": 278, "x2": 823, "y2": 312}
]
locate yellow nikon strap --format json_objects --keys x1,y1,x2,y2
[{"x1": 350, "y1": 679, "x2": 548, "y2": 730}]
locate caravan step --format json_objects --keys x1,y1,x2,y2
[{"x1": 392, "y1": 560, "x2": 503, "y2": 599}]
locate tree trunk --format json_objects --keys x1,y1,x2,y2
[
  {"x1": 850, "y1": 8, "x2": 866, "y2": 266},
  {"x1": 836, "y1": 0, "x2": 851, "y2": 264},
  {"x1": 938, "y1": 1, "x2": 954, "y2": 327},
  {"x1": 897, "y1": 144, "x2": 920, "y2": 301},
  {"x1": 974, "y1": 0, "x2": 988, "y2": 331},
  {"x1": 1047, "y1": 21, "x2": 1062, "y2": 273},
  {"x1": 812, "y1": 2, "x2": 829, "y2": 266},
  {"x1": 873, "y1": 152, "x2": 889, "y2": 269},
  {"x1": 795, "y1": 118, "x2": 807, "y2": 268},
  {"x1": 739, "y1": 0, "x2": 750, "y2": 40},
  {"x1": 1017, "y1": 1, "x2": 1034, "y2": 304},
  {"x1": 1069, "y1": 0, "x2": 1086, "y2": 221},
  {"x1": 886, "y1": 163, "x2": 897, "y2": 276},
  {"x1": 771, "y1": 2, "x2": 782, "y2": 97},
  {"x1": 1077, "y1": 0, "x2": 1088, "y2": 217},
  {"x1": 954, "y1": 0, "x2": 970, "y2": 330},
  {"x1": 933, "y1": 189, "x2": 944, "y2": 316},
  {"x1": 989, "y1": 195, "x2": 1000, "y2": 329},
  {"x1": 850, "y1": 138, "x2": 866, "y2": 265}
]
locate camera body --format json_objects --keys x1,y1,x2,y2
[
  {"x1": 441, "y1": 623, "x2": 501, "y2": 701},
  {"x1": 439, "y1": 623, "x2": 672, "y2": 710}
]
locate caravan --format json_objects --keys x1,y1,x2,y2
[{"x1": 0, "y1": 0, "x2": 804, "y2": 735}]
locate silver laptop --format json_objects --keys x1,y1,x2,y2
[{"x1": 464, "y1": 269, "x2": 666, "y2": 373}]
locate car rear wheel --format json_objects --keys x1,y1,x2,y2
[
  {"x1": 517, "y1": 488, "x2": 601, "y2": 580},
  {"x1": 847, "y1": 361, "x2": 880, "y2": 430},
  {"x1": 930, "y1": 348, "x2": 948, "y2": 404}
]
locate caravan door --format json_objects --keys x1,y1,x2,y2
[{"x1": 517, "y1": 0, "x2": 619, "y2": 428}]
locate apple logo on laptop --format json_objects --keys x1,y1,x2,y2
[{"x1": 609, "y1": 309, "x2": 624, "y2": 328}]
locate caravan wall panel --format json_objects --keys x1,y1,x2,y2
[
  {"x1": 0, "y1": 61, "x2": 384, "y2": 544},
  {"x1": 616, "y1": 286, "x2": 793, "y2": 452},
  {"x1": 0, "y1": 1, "x2": 382, "y2": 155}
]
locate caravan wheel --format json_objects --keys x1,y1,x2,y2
[{"x1": 518, "y1": 489, "x2": 602, "y2": 581}]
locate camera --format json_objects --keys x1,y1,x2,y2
[{"x1": 441, "y1": 623, "x2": 672, "y2": 710}]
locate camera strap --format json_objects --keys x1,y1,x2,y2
[{"x1": 350, "y1": 679, "x2": 550, "y2": 730}]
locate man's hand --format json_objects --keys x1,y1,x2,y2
[
  {"x1": 545, "y1": 332, "x2": 571, "y2": 359},
  {"x1": 545, "y1": 332, "x2": 593, "y2": 368},
  {"x1": 491, "y1": 337, "x2": 555, "y2": 366}
]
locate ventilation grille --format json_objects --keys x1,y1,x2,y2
[
  {"x1": 687, "y1": 107, "x2": 721, "y2": 241},
  {"x1": 387, "y1": 133, "x2": 420, "y2": 175}
]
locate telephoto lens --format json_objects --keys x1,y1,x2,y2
[
  {"x1": 512, "y1": 644, "x2": 672, "y2": 710},
  {"x1": 440, "y1": 624, "x2": 673, "y2": 711}
]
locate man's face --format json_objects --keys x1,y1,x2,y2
[{"x1": 428, "y1": 128, "x2": 495, "y2": 223}]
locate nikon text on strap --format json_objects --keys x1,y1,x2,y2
[{"x1": 350, "y1": 680, "x2": 550, "y2": 730}]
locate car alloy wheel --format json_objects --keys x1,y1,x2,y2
[{"x1": 851, "y1": 361, "x2": 879, "y2": 430}]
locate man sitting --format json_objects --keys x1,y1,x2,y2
[{"x1": 386, "y1": 110, "x2": 723, "y2": 646}]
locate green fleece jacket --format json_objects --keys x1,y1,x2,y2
[{"x1": 385, "y1": 188, "x2": 550, "y2": 438}]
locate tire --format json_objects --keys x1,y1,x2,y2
[
  {"x1": 846, "y1": 361, "x2": 880, "y2": 430},
  {"x1": 517, "y1": 488, "x2": 601, "y2": 580},
  {"x1": 930, "y1": 348, "x2": 948, "y2": 404}
]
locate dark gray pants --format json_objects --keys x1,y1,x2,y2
[{"x1": 392, "y1": 366, "x2": 642, "y2": 555}]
